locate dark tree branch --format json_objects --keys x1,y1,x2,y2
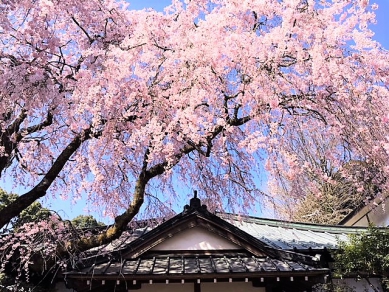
[
  {"x1": 0, "y1": 111, "x2": 55, "y2": 177},
  {"x1": 63, "y1": 116, "x2": 253, "y2": 253},
  {"x1": 15, "y1": 111, "x2": 53, "y2": 142},
  {"x1": 6, "y1": 110, "x2": 27, "y2": 134},
  {"x1": 71, "y1": 16, "x2": 94, "y2": 44},
  {"x1": 0, "y1": 128, "x2": 94, "y2": 229}
]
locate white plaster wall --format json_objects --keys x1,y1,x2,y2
[
  {"x1": 151, "y1": 227, "x2": 241, "y2": 250},
  {"x1": 140, "y1": 282, "x2": 265, "y2": 292},
  {"x1": 333, "y1": 278, "x2": 383, "y2": 292}
]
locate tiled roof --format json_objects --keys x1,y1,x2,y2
[
  {"x1": 84, "y1": 227, "x2": 152, "y2": 256},
  {"x1": 64, "y1": 202, "x2": 336, "y2": 289},
  {"x1": 84, "y1": 213, "x2": 370, "y2": 258},
  {"x1": 217, "y1": 213, "x2": 370, "y2": 250},
  {"x1": 66, "y1": 254, "x2": 327, "y2": 277}
]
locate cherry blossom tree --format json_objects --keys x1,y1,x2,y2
[
  {"x1": 269, "y1": 126, "x2": 385, "y2": 224},
  {"x1": 0, "y1": 0, "x2": 388, "y2": 256}
]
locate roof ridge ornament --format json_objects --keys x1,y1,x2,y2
[
  {"x1": 183, "y1": 190, "x2": 208, "y2": 212},
  {"x1": 190, "y1": 190, "x2": 201, "y2": 209}
]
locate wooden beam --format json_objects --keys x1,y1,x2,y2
[{"x1": 194, "y1": 282, "x2": 201, "y2": 292}]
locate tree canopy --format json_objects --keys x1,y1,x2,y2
[
  {"x1": 0, "y1": 189, "x2": 105, "y2": 290},
  {"x1": 71, "y1": 215, "x2": 104, "y2": 229},
  {"x1": 272, "y1": 136, "x2": 385, "y2": 224},
  {"x1": 0, "y1": 0, "x2": 388, "y2": 258},
  {"x1": 335, "y1": 227, "x2": 389, "y2": 291},
  {"x1": 0, "y1": 189, "x2": 51, "y2": 231}
]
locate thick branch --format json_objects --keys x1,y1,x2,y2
[
  {"x1": 0, "y1": 129, "x2": 92, "y2": 229},
  {"x1": 61, "y1": 117, "x2": 253, "y2": 254},
  {"x1": 0, "y1": 111, "x2": 54, "y2": 176},
  {"x1": 0, "y1": 111, "x2": 27, "y2": 175},
  {"x1": 69, "y1": 172, "x2": 150, "y2": 252},
  {"x1": 64, "y1": 140, "x2": 201, "y2": 253},
  {"x1": 6, "y1": 110, "x2": 27, "y2": 134},
  {"x1": 15, "y1": 111, "x2": 53, "y2": 142}
]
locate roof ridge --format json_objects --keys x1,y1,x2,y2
[{"x1": 215, "y1": 212, "x2": 379, "y2": 232}]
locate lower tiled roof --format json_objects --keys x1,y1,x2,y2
[{"x1": 65, "y1": 255, "x2": 327, "y2": 278}]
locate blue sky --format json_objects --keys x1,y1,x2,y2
[
  {"x1": 368, "y1": 0, "x2": 389, "y2": 49},
  {"x1": 2, "y1": 0, "x2": 389, "y2": 222},
  {"x1": 128, "y1": 0, "x2": 389, "y2": 49}
]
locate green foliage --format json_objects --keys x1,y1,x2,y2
[
  {"x1": 0, "y1": 189, "x2": 55, "y2": 290},
  {"x1": 71, "y1": 215, "x2": 104, "y2": 229},
  {"x1": 313, "y1": 283, "x2": 356, "y2": 292},
  {"x1": 0, "y1": 189, "x2": 51, "y2": 231},
  {"x1": 335, "y1": 226, "x2": 389, "y2": 278}
]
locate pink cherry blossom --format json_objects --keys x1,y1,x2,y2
[{"x1": 0, "y1": 0, "x2": 387, "y2": 272}]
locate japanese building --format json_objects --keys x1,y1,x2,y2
[{"x1": 60, "y1": 195, "x2": 384, "y2": 292}]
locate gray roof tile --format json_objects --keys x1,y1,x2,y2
[
  {"x1": 122, "y1": 259, "x2": 138, "y2": 274},
  {"x1": 105, "y1": 262, "x2": 122, "y2": 275},
  {"x1": 218, "y1": 213, "x2": 369, "y2": 250},
  {"x1": 168, "y1": 257, "x2": 183, "y2": 274},
  {"x1": 67, "y1": 255, "x2": 327, "y2": 277},
  {"x1": 136, "y1": 258, "x2": 154, "y2": 274},
  {"x1": 198, "y1": 257, "x2": 215, "y2": 273}
]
